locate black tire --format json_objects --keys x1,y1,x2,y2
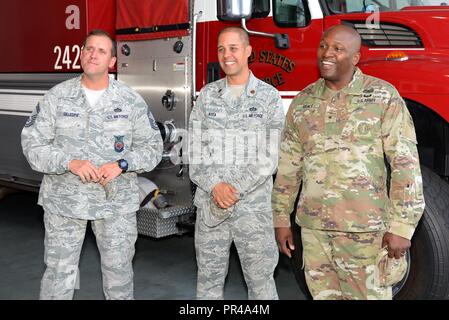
[
  {"x1": 290, "y1": 166, "x2": 449, "y2": 300},
  {"x1": 395, "y1": 166, "x2": 449, "y2": 299}
]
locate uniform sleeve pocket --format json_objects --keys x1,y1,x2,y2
[{"x1": 400, "y1": 112, "x2": 418, "y2": 144}]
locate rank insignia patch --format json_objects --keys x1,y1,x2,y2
[
  {"x1": 147, "y1": 110, "x2": 159, "y2": 130},
  {"x1": 24, "y1": 103, "x2": 41, "y2": 127},
  {"x1": 114, "y1": 135, "x2": 125, "y2": 152}
]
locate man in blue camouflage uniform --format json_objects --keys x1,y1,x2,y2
[
  {"x1": 189, "y1": 27, "x2": 284, "y2": 299},
  {"x1": 272, "y1": 25, "x2": 425, "y2": 299},
  {"x1": 21, "y1": 30, "x2": 163, "y2": 299}
]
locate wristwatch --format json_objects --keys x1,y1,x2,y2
[{"x1": 117, "y1": 159, "x2": 128, "y2": 173}]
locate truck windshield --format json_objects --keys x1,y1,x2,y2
[{"x1": 326, "y1": 0, "x2": 448, "y2": 13}]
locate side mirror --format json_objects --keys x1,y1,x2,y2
[
  {"x1": 217, "y1": 0, "x2": 253, "y2": 21},
  {"x1": 274, "y1": 34, "x2": 290, "y2": 49},
  {"x1": 216, "y1": 0, "x2": 291, "y2": 50}
]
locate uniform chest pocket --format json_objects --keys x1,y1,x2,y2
[
  {"x1": 55, "y1": 116, "x2": 84, "y2": 130},
  {"x1": 103, "y1": 119, "x2": 132, "y2": 153},
  {"x1": 55, "y1": 105, "x2": 84, "y2": 126},
  {"x1": 343, "y1": 99, "x2": 383, "y2": 141},
  {"x1": 342, "y1": 118, "x2": 380, "y2": 145},
  {"x1": 55, "y1": 110, "x2": 85, "y2": 142},
  {"x1": 104, "y1": 119, "x2": 131, "y2": 133},
  {"x1": 298, "y1": 113, "x2": 324, "y2": 156},
  {"x1": 243, "y1": 112, "x2": 266, "y2": 129},
  {"x1": 205, "y1": 108, "x2": 227, "y2": 128}
]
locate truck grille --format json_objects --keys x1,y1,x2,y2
[{"x1": 343, "y1": 21, "x2": 423, "y2": 48}]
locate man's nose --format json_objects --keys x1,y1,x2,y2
[
  {"x1": 223, "y1": 48, "x2": 232, "y2": 58},
  {"x1": 323, "y1": 47, "x2": 336, "y2": 58},
  {"x1": 90, "y1": 49, "x2": 98, "y2": 58}
]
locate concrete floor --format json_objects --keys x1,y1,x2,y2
[{"x1": 0, "y1": 191, "x2": 306, "y2": 300}]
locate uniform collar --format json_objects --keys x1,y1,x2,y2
[
  {"x1": 217, "y1": 71, "x2": 258, "y2": 99},
  {"x1": 66, "y1": 75, "x2": 84, "y2": 99},
  {"x1": 68, "y1": 75, "x2": 120, "y2": 112},
  {"x1": 68, "y1": 74, "x2": 115, "y2": 99},
  {"x1": 310, "y1": 67, "x2": 364, "y2": 100}
]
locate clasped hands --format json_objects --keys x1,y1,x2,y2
[
  {"x1": 68, "y1": 160, "x2": 122, "y2": 186},
  {"x1": 211, "y1": 182, "x2": 240, "y2": 209}
]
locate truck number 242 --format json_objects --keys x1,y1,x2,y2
[{"x1": 53, "y1": 45, "x2": 81, "y2": 70}]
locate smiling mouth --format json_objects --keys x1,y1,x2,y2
[{"x1": 320, "y1": 60, "x2": 335, "y2": 70}]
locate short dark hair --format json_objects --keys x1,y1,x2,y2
[
  {"x1": 83, "y1": 29, "x2": 117, "y2": 57},
  {"x1": 218, "y1": 27, "x2": 250, "y2": 46}
]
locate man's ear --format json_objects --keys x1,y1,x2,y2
[
  {"x1": 109, "y1": 56, "x2": 117, "y2": 69},
  {"x1": 246, "y1": 45, "x2": 253, "y2": 59},
  {"x1": 353, "y1": 51, "x2": 361, "y2": 66}
]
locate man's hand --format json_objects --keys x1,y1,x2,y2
[
  {"x1": 98, "y1": 162, "x2": 122, "y2": 186},
  {"x1": 211, "y1": 182, "x2": 240, "y2": 209},
  {"x1": 382, "y1": 232, "x2": 411, "y2": 259},
  {"x1": 275, "y1": 227, "x2": 295, "y2": 258},
  {"x1": 69, "y1": 160, "x2": 100, "y2": 183}
]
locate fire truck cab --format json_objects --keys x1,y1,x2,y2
[{"x1": 1, "y1": 0, "x2": 449, "y2": 299}]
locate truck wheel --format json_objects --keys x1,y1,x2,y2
[
  {"x1": 290, "y1": 166, "x2": 449, "y2": 300},
  {"x1": 395, "y1": 166, "x2": 449, "y2": 299}
]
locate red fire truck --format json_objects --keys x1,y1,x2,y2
[{"x1": 1, "y1": 0, "x2": 448, "y2": 299}]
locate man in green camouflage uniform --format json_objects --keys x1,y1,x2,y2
[
  {"x1": 272, "y1": 25, "x2": 425, "y2": 300},
  {"x1": 21, "y1": 30, "x2": 163, "y2": 299},
  {"x1": 189, "y1": 27, "x2": 284, "y2": 299}
]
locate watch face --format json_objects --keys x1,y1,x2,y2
[{"x1": 119, "y1": 159, "x2": 128, "y2": 170}]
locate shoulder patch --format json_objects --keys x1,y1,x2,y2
[
  {"x1": 147, "y1": 109, "x2": 159, "y2": 131},
  {"x1": 24, "y1": 103, "x2": 41, "y2": 127}
]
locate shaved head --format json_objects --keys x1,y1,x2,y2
[
  {"x1": 323, "y1": 25, "x2": 361, "y2": 54},
  {"x1": 317, "y1": 24, "x2": 362, "y2": 90},
  {"x1": 217, "y1": 26, "x2": 252, "y2": 84},
  {"x1": 218, "y1": 26, "x2": 250, "y2": 47}
]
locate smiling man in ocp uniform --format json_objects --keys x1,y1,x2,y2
[{"x1": 272, "y1": 25, "x2": 425, "y2": 300}]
